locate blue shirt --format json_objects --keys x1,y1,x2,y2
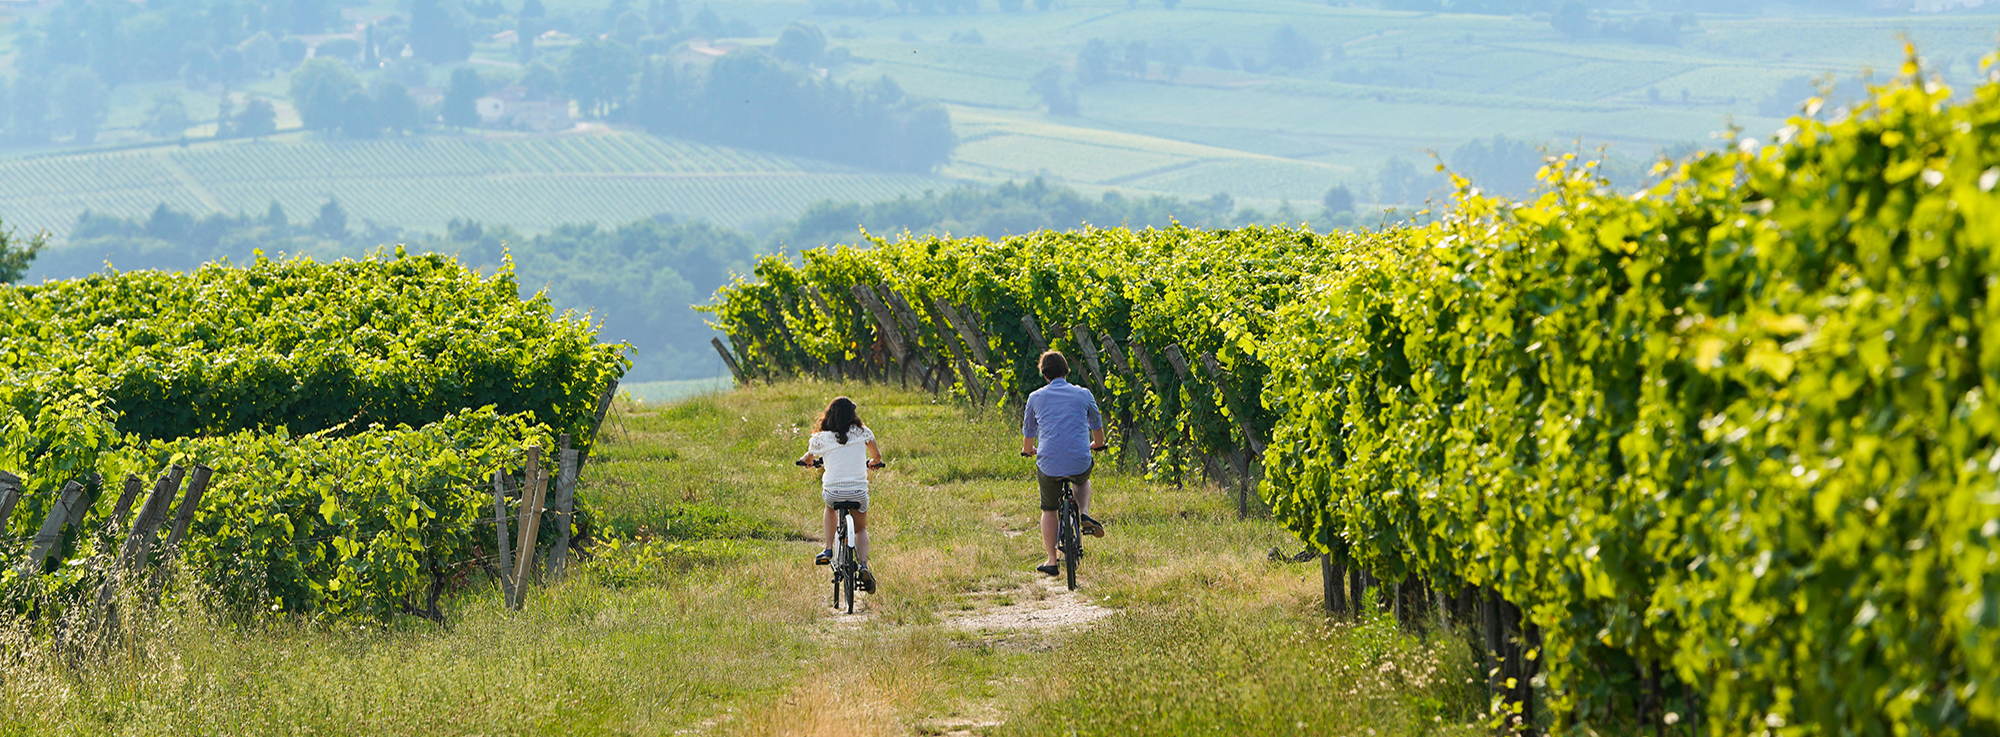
[{"x1": 1022, "y1": 378, "x2": 1102, "y2": 477}]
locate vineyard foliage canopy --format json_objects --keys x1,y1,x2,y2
[
  {"x1": 710, "y1": 54, "x2": 2000, "y2": 734},
  {"x1": 0, "y1": 252, "x2": 626, "y2": 619}
]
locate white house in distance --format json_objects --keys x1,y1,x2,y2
[{"x1": 476, "y1": 86, "x2": 572, "y2": 132}]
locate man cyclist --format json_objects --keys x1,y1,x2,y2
[{"x1": 1020, "y1": 350, "x2": 1106, "y2": 577}]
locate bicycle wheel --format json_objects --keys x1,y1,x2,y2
[
  {"x1": 832, "y1": 546, "x2": 846, "y2": 609},
  {"x1": 1060, "y1": 499, "x2": 1080, "y2": 591},
  {"x1": 843, "y1": 560, "x2": 856, "y2": 614}
]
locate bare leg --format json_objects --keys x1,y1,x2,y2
[
  {"x1": 853, "y1": 512, "x2": 870, "y2": 563},
  {"x1": 822, "y1": 507, "x2": 836, "y2": 551},
  {"x1": 1075, "y1": 478, "x2": 1092, "y2": 517},
  {"x1": 1041, "y1": 509, "x2": 1059, "y2": 566}
]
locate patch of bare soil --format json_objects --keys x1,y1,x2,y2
[{"x1": 945, "y1": 577, "x2": 1115, "y2": 633}]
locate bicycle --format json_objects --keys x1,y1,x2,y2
[
  {"x1": 1024, "y1": 446, "x2": 1103, "y2": 591},
  {"x1": 799, "y1": 457, "x2": 885, "y2": 613},
  {"x1": 1053, "y1": 476, "x2": 1083, "y2": 591}
]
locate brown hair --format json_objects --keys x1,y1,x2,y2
[
  {"x1": 817, "y1": 396, "x2": 864, "y2": 444},
  {"x1": 1039, "y1": 351, "x2": 1069, "y2": 380}
]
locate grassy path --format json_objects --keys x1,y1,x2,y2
[
  {"x1": 593, "y1": 382, "x2": 1482, "y2": 737},
  {"x1": 0, "y1": 381, "x2": 1480, "y2": 736}
]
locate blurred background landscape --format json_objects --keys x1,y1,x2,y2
[{"x1": 0, "y1": 0, "x2": 1993, "y2": 384}]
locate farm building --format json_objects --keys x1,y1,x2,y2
[{"x1": 476, "y1": 86, "x2": 573, "y2": 132}]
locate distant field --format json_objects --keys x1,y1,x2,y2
[
  {"x1": 5, "y1": 0, "x2": 1999, "y2": 237},
  {"x1": 0, "y1": 130, "x2": 945, "y2": 238}
]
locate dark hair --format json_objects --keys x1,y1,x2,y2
[
  {"x1": 1039, "y1": 351, "x2": 1069, "y2": 380},
  {"x1": 817, "y1": 396, "x2": 864, "y2": 444}
]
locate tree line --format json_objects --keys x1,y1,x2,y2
[{"x1": 32, "y1": 179, "x2": 1353, "y2": 381}]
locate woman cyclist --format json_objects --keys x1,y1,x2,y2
[{"x1": 798, "y1": 396, "x2": 885, "y2": 592}]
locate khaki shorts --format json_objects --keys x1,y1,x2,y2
[{"x1": 1036, "y1": 467, "x2": 1091, "y2": 511}]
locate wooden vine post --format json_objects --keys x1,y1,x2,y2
[
  {"x1": 1071, "y1": 326, "x2": 1104, "y2": 388},
  {"x1": 20, "y1": 480, "x2": 87, "y2": 575},
  {"x1": 1199, "y1": 352, "x2": 1265, "y2": 518},
  {"x1": 548, "y1": 436, "x2": 580, "y2": 581},
  {"x1": 884, "y1": 290, "x2": 947, "y2": 394},
  {"x1": 764, "y1": 299, "x2": 804, "y2": 377},
  {"x1": 149, "y1": 464, "x2": 216, "y2": 593},
  {"x1": 0, "y1": 471, "x2": 21, "y2": 531},
  {"x1": 1096, "y1": 333, "x2": 1152, "y2": 467},
  {"x1": 851, "y1": 284, "x2": 911, "y2": 388},
  {"x1": 490, "y1": 469, "x2": 516, "y2": 607},
  {"x1": 106, "y1": 474, "x2": 144, "y2": 534},
  {"x1": 1021, "y1": 315, "x2": 1049, "y2": 354},
  {"x1": 1322, "y1": 554, "x2": 1346, "y2": 616},
  {"x1": 711, "y1": 337, "x2": 748, "y2": 385},
  {"x1": 508, "y1": 445, "x2": 547, "y2": 610},
  {"x1": 930, "y1": 299, "x2": 986, "y2": 403}
]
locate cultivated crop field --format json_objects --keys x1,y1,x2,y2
[{"x1": 0, "y1": 131, "x2": 945, "y2": 238}]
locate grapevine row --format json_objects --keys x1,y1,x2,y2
[{"x1": 710, "y1": 64, "x2": 2000, "y2": 734}]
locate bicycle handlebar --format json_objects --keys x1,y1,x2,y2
[{"x1": 797, "y1": 459, "x2": 888, "y2": 469}]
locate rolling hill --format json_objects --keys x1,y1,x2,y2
[{"x1": 0, "y1": 127, "x2": 946, "y2": 240}]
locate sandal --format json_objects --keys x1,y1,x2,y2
[
  {"x1": 1036, "y1": 563, "x2": 1061, "y2": 576},
  {"x1": 1081, "y1": 514, "x2": 1105, "y2": 538}
]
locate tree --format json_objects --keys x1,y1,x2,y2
[
  {"x1": 312, "y1": 198, "x2": 349, "y2": 238},
  {"x1": 0, "y1": 218, "x2": 46, "y2": 284},
  {"x1": 1123, "y1": 41, "x2": 1148, "y2": 79},
  {"x1": 144, "y1": 91, "x2": 191, "y2": 139},
  {"x1": 51, "y1": 67, "x2": 108, "y2": 143},
  {"x1": 1204, "y1": 46, "x2": 1234, "y2": 70},
  {"x1": 614, "y1": 11, "x2": 649, "y2": 46},
  {"x1": 523, "y1": 61, "x2": 563, "y2": 98},
  {"x1": 1267, "y1": 25, "x2": 1322, "y2": 70},
  {"x1": 1076, "y1": 38, "x2": 1113, "y2": 86},
  {"x1": 774, "y1": 22, "x2": 828, "y2": 66},
  {"x1": 648, "y1": 0, "x2": 681, "y2": 31},
  {"x1": 262, "y1": 200, "x2": 289, "y2": 228},
  {"x1": 410, "y1": 0, "x2": 472, "y2": 62},
  {"x1": 1450, "y1": 135, "x2": 1544, "y2": 198},
  {"x1": 340, "y1": 90, "x2": 379, "y2": 137},
  {"x1": 443, "y1": 66, "x2": 486, "y2": 127},
  {"x1": 290, "y1": 58, "x2": 360, "y2": 132},
  {"x1": 1552, "y1": 1, "x2": 1591, "y2": 38},
  {"x1": 240, "y1": 32, "x2": 281, "y2": 75},
  {"x1": 561, "y1": 38, "x2": 640, "y2": 118},
  {"x1": 1031, "y1": 64, "x2": 1079, "y2": 116},
  {"x1": 1376, "y1": 156, "x2": 1442, "y2": 207},
  {"x1": 1322, "y1": 184, "x2": 1355, "y2": 214},
  {"x1": 373, "y1": 80, "x2": 420, "y2": 133},
  {"x1": 236, "y1": 98, "x2": 278, "y2": 137}
]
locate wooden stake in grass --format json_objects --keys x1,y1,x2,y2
[
  {"x1": 491, "y1": 469, "x2": 516, "y2": 607},
  {"x1": 0, "y1": 471, "x2": 22, "y2": 534},
  {"x1": 510, "y1": 445, "x2": 548, "y2": 609},
  {"x1": 1071, "y1": 325, "x2": 1104, "y2": 388},
  {"x1": 20, "y1": 479, "x2": 87, "y2": 576},
  {"x1": 548, "y1": 441, "x2": 580, "y2": 582},
  {"x1": 712, "y1": 337, "x2": 748, "y2": 385},
  {"x1": 1021, "y1": 315, "x2": 1049, "y2": 354}
]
